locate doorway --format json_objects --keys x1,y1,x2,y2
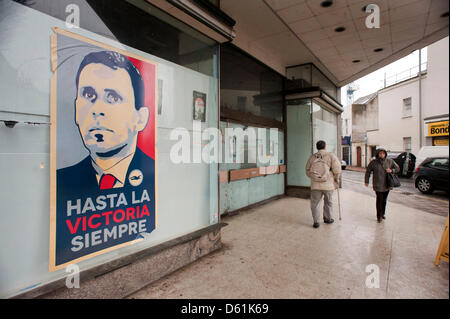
[
  {"x1": 357, "y1": 146, "x2": 362, "y2": 167},
  {"x1": 342, "y1": 146, "x2": 350, "y2": 164}
]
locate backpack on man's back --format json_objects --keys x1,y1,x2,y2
[{"x1": 309, "y1": 153, "x2": 331, "y2": 182}]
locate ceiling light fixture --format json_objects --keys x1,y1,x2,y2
[
  {"x1": 320, "y1": 1, "x2": 333, "y2": 8},
  {"x1": 335, "y1": 27, "x2": 346, "y2": 32}
]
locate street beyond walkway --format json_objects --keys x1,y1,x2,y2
[{"x1": 129, "y1": 188, "x2": 449, "y2": 299}]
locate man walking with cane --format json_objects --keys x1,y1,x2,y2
[{"x1": 305, "y1": 140, "x2": 342, "y2": 228}]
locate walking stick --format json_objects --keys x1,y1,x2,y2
[
  {"x1": 337, "y1": 187, "x2": 342, "y2": 220},
  {"x1": 337, "y1": 179, "x2": 342, "y2": 220}
]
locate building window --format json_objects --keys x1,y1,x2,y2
[
  {"x1": 403, "y1": 137, "x2": 412, "y2": 152},
  {"x1": 402, "y1": 97, "x2": 412, "y2": 117}
]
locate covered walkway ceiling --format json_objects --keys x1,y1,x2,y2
[{"x1": 220, "y1": 0, "x2": 449, "y2": 87}]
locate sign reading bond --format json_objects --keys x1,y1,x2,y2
[
  {"x1": 428, "y1": 121, "x2": 449, "y2": 137},
  {"x1": 49, "y1": 28, "x2": 157, "y2": 271}
]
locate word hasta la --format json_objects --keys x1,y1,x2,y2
[{"x1": 66, "y1": 189, "x2": 151, "y2": 216}]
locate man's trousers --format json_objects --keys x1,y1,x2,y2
[
  {"x1": 310, "y1": 190, "x2": 334, "y2": 223},
  {"x1": 375, "y1": 191, "x2": 390, "y2": 219}
]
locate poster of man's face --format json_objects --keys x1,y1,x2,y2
[
  {"x1": 193, "y1": 91, "x2": 206, "y2": 122},
  {"x1": 50, "y1": 29, "x2": 157, "y2": 271},
  {"x1": 75, "y1": 56, "x2": 148, "y2": 159}
]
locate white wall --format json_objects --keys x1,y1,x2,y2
[
  {"x1": 423, "y1": 36, "x2": 449, "y2": 119},
  {"x1": 341, "y1": 105, "x2": 352, "y2": 137},
  {"x1": 375, "y1": 77, "x2": 423, "y2": 155}
]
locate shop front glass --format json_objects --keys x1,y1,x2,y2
[
  {"x1": 312, "y1": 100, "x2": 339, "y2": 155},
  {"x1": 286, "y1": 99, "x2": 312, "y2": 188},
  {"x1": 286, "y1": 98, "x2": 339, "y2": 188},
  {"x1": 0, "y1": 0, "x2": 218, "y2": 297}
]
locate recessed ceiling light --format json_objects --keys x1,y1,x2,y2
[
  {"x1": 374, "y1": 48, "x2": 384, "y2": 52},
  {"x1": 335, "y1": 27, "x2": 346, "y2": 32},
  {"x1": 321, "y1": 1, "x2": 333, "y2": 7},
  {"x1": 441, "y1": 12, "x2": 449, "y2": 18},
  {"x1": 352, "y1": 59, "x2": 361, "y2": 63}
]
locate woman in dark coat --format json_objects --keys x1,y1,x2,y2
[{"x1": 364, "y1": 148, "x2": 400, "y2": 222}]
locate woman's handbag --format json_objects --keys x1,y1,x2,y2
[{"x1": 387, "y1": 173, "x2": 401, "y2": 188}]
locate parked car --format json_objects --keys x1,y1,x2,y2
[
  {"x1": 341, "y1": 160, "x2": 347, "y2": 170},
  {"x1": 415, "y1": 146, "x2": 449, "y2": 171},
  {"x1": 414, "y1": 157, "x2": 449, "y2": 194},
  {"x1": 387, "y1": 151, "x2": 416, "y2": 177}
]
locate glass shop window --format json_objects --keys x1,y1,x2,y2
[
  {"x1": 10, "y1": 0, "x2": 217, "y2": 77},
  {"x1": 0, "y1": 0, "x2": 219, "y2": 298},
  {"x1": 220, "y1": 43, "x2": 284, "y2": 122},
  {"x1": 286, "y1": 63, "x2": 338, "y2": 99},
  {"x1": 312, "y1": 101, "x2": 338, "y2": 155}
]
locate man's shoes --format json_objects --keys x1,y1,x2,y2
[
  {"x1": 313, "y1": 222, "x2": 320, "y2": 228},
  {"x1": 382, "y1": 215, "x2": 386, "y2": 219},
  {"x1": 324, "y1": 218, "x2": 334, "y2": 224},
  {"x1": 377, "y1": 217, "x2": 382, "y2": 223}
]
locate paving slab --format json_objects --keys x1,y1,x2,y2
[{"x1": 129, "y1": 188, "x2": 449, "y2": 299}]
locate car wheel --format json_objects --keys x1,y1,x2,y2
[{"x1": 416, "y1": 177, "x2": 434, "y2": 194}]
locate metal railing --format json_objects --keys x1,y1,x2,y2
[{"x1": 383, "y1": 62, "x2": 427, "y2": 88}]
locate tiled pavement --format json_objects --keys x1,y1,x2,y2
[{"x1": 129, "y1": 188, "x2": 449, "y2": 299}]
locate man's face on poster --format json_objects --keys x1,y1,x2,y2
[{"x1": 75, "y1": 63, "x2": 148, "y2": 157}]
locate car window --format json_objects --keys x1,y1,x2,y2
[{"x1": 430, "y1": 158, "x2": 449, "y2": 168}]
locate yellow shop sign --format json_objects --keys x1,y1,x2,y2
[{"x1": 428, "y1": 121, "x2": 449, "y2": 137}]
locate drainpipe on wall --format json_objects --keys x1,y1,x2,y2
[
  {"x1": 419, "y1": 49, "x2": 423, "y2": 148},
  {"x1": 364, "y1": 135, "x2": 368, "y2": 168}
]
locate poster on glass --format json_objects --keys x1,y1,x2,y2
[{"x1": 49, "y1": 28, "x2": 158, "y2": 271}]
